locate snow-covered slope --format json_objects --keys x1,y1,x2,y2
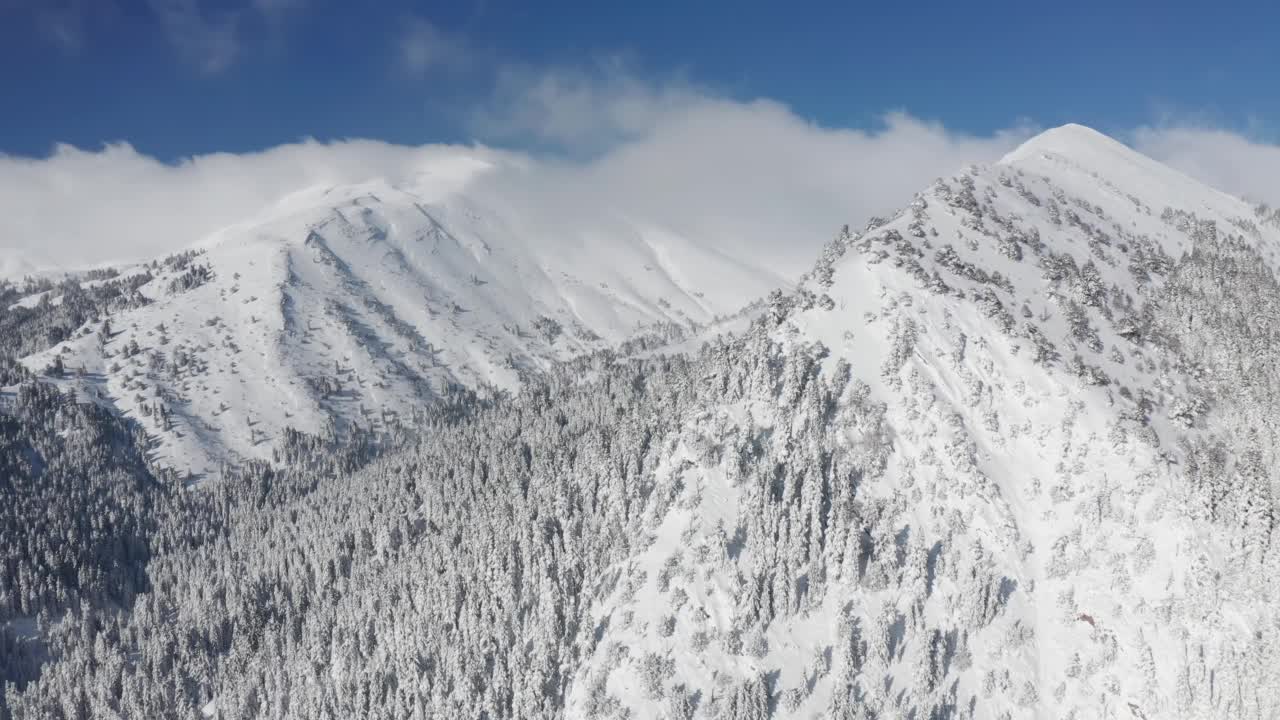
[
  {"x1": 18, "y1": 164, "x2": 784, "y2": 477},
  {"x1": 10, "y1": 124, "x2": 1280, "y2": 720},
  {"x1": 560, "y1": 125, "x2": 1280, "y2": 718}
]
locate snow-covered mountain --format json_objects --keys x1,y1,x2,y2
[
  {"x1": 7, "y1": 124, "x2": 1280, "y2": 720},
  {"x1": 555, "y1": 124, "x2": 1280, "y2": 718},
  {"x1": 14, "y1": 163, "x2": 783, "y2": 477}
]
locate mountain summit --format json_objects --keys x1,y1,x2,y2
[
  {"x1": 1001, "y1": 122, "x2": 1133, "y2": 162},
  {"x1": 1002, "y1": 122, "x2": 1246, "y2": 215}
]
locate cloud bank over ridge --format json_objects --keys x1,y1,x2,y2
[
  {"x1": 2, "y1": 69, "x2": 1277, "y2": 280},
  {"x1": 0, "y1": 100, "x2": 1030, "y2": 278}
]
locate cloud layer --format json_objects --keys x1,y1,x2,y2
[
  {"x1": 399, "y1": 17, "x2": 472, "y2": 75},
  {"x1": 0, "y1": 140, "x2": 495, "y2": 276},
  {"x1": 6, "y1": 0, "x2": 306, "y2": 72},
  {"x1": 1132, "y1": 125, "x2": 1280, "y2": 208},
  {"x1": 0, "y1": 103, "x2": 1030, "y2": 279},
  {"x1": 2, "y1": 71, "x2": 1278, "y2": 281},
  {"x1": 147, "y1": 0, "x2": 241, "y2": 74}
]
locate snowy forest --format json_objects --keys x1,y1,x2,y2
[{"x1": 4, "y1": 127, "x2": 1280, "y2": 719}]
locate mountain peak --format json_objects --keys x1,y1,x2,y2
[
  {"x1": 999, "y1": 122, "x2": 1246, "y2": 215},
  {"x1": 1000, "y1": 123, "x2": 1138, "y2": 167}
]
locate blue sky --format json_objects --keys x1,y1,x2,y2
[{"x1": 2, "y1": 0, "x2": 1277, "y2": 160}]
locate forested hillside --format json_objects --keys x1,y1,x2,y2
[{"x1": 4, "y1": 125, "x2": 1280, "y2": 719}]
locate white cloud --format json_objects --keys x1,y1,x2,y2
[
  {"x1": 4, "y1": 0, "x2": 102, "y2": 54},
  {"x1": 12, "y1": 66, "x2": 1280, "y2": 283},
  {"x1": 461, "y1": 67, "x2": 1033, "y2": 272},
  {"x1": 38, "y1": 4, "x2": 85, "y2": 52},
  {"x1": 0, "y1": 140, "x2": 499, "y2": 276},
  {"x1": 1132, "y1": 125, "x2": 1280, "y2": 208},
  {"x1": 253, "y1": 0, "x2": 306, "y2": 13},
  {"x1": 399, "y1": 18, "x2": 471, "y2": 75},
  {"x1": 0, "y1": 97, "x2": 1030, "y2": 281},
  {"x1": 7, "y1": 17, "x2": 1280, "y2": 284},
  {"x1": 7, "y1": 0, "x2": 308, "y2": 73},
  {"x1": 470, "y1": 60, "x2": 708, "y2": 151},
  {"x1": 147, "y1": 0, "x2": 241, "y2": 74},
  {"x1": 147, "y1": 0, "x2": 311, "y2": 72},
  {"x1": 474, "y1": 107, "x2": 1031, "y2": 275}
]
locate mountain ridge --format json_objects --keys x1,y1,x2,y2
[
  {"x1": 5, "y1": 123, "x2": 1280, "y2": 719},
  {"x1": 9, "y1": 172, "x2": 788, "y2": 476}
]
